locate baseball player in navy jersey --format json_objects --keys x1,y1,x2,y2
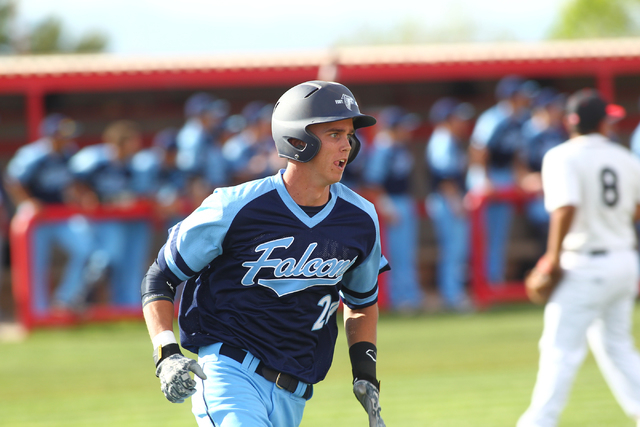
[
  {"x1": 142, "y1": 81, "x2": 387, "y2": 427},
  {"x1": 6, "y1": 114, "x2": 94, "y2": 313},
  {"x1": 517, "y1": 89, "x2": 640, "y2": 427}
]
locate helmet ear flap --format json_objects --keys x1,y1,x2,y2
[{"x1": 347, "y1": 134, "x2": 361, "y2": 164}]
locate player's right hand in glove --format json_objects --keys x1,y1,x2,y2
[
  {"x1": 353, "y1": 379, "x2": 386, "y2": 427},
  {"x1": 524, "y1": 254, "x2": 563, "y2": 305},
  {"x1": 156, "y1": 353, "x2": 207, "y2": 403}
]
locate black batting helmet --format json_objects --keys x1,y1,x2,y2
[{"x1": 271, "y1": 80, "x2": 376, "y2": 163}]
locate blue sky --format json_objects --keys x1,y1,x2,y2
[{"x1": 16, "y1": 0, "x2": 569, "y2": 55}]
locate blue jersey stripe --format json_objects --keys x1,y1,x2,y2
[
  {"x1": 156, "y1": 244, "x2": 184, "y2": 285},
  {"x1": 340, "y1": 282, "x2": 378, "y2": 299},
  {"x1": 168, "y1": 222, "x2": 198, "y2": 278},
  {"x1": 163, "y1": 225, "x2": 192, "y2": 282}
]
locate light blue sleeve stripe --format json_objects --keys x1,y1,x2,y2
[{"x1": 334, "y1": 184, "x2": 382, "y2": 306}]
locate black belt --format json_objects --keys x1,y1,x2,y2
[
  {"x1": 219, "y1": 344, "x2": 313, "y2": 400},
  {"x1": 589, "y1": 249, "x2": 608, "y2": 256}
]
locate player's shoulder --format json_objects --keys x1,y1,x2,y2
[
  {"x1": 203, "y1": 173, "x2": 277, "y2": 209},
  {"x1": 333, "y1": 182, "x2": 378, "y2": 220},
  {"x1": 69, "y1": 143, "x2": 112, "y2": 175},
  {"x1": 131, "y1": 148, "x2": 161, "y2": 173},
  {"x1": 7, "y1": 139, "x2": 52, "y2": 179}
]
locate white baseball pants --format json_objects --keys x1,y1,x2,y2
[{"x1": 517, "y1": 250, "x2": 640, "y2": 427}]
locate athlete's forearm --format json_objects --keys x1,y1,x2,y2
[
  {"x1": 143, "y1": 300, "x2": 175, "y2": 339},
  {"x1": 344, "y1": 303, "x2": 378, "y2": 347}
]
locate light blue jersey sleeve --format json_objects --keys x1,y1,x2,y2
[
  {"x1": 427, "y1": 127, "x2": 458, "y2": 175},
  {"x1": 176, "y1": 119, "x2": 205, "y2": 173},
  {"x1": 130, "y1": 148, "x2": 161, "y2": 196},
  {"x1": 362, "y1": 135, "x2": 392, "y2": 186},
  {"x1": 158, "y1": 179, "x2": 271, "y2": 283},
  {"x1": 68, "y1": 144, "x2": 111, "y2": 178},
  {"x1": 7, "y1": 140, "x2": 48, "y2": 183},
  {"x1": 334, "y1": 185, "x2": 383, "y2": 308},
  {"x1": 471, "y1": 104, "x2": 508, "y2": 149}
]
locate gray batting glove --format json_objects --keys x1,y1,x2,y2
[
  {"x1": 353, "y1": 379, "x2": 386, "y2": 427},
  {"x1": 156, "y1": 354, "x2": 207, "y2": 403}
]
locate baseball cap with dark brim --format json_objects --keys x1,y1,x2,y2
[{"x1": 566, "y1": 88, "x2": 626, "y2": 127}]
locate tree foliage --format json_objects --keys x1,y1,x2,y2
[
  {"x1": 549, "y1": 0, "x2": 640, "y2": 39},
  {"x1": 0, "y1": 0, "x2": 108, "y2": 54}
]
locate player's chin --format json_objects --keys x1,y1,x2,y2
[{"x1": 329, "y1": 169, "x2": 345, "y2": 184}]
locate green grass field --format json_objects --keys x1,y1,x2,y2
[{"x1": 1, "y1": 303, "x2": 639, "y2": 427}]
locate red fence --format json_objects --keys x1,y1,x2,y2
[
  {"x1": 9, "y1": 188, "x2": 543, "y2": 330},
  {"x1": 466, "y1": 188, "x2": 541, "y2": 308},
  {"x1": 9, "y1": 201, "x2": 156, "y2": 330}
]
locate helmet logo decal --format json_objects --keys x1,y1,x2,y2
[{"x1": 335, "y1": 94, "x2": 357, "y2": 111}]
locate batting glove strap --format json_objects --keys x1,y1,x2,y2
[
  {"x1": 353, "y1": 379, "x2": 386, "y2": 427},
  {"x1": 154, "y1": 343, "x2": 182, "y2": 369},
  {"x1": 156, "y1": 353, "x2": 207, "y2": 403}
]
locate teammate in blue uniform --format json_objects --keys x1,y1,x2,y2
[
  {"x1": 222, "y1": 101, "x2": 284, "y2": 184},
  {"x1": 426, "y1": 97, "x2": 475, "y2": 311},
  {"x1": 141, "y1": 81, "x2": 387, "y2": 427},
  {"x1": 363, "y1": 106, "x2": 424, "y2": 312},
  {"x1": 5, "y1": 113, "x2": 94, "y2": 313},
  {"x1": 468, "y1": 75, "x2": 538, "y2": 283},
  {"x1": 132, "y1": 127, "x2": 188, "y2": 227},
  {"x1": 519, "y1": 88, "x2": 568, "y2": 241},
  {"x1": 70, "y1": 120, "x2": 151, "y2": 307},
  {"x1": 177, "y1": 92, "x2": 229, "y2": 187}
]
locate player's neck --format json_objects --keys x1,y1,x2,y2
[{"x1": 282, "y1": 165, "x2": 331, "y2": 207}]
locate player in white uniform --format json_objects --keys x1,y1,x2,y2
[{"x1": 517, "y1": 89, "x2": 640, "y2": 427}]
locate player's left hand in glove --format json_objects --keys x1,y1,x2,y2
[
  {"x1": 353, "y1": 379, "x2": 386, "y2": 427},
  {"x1": 156, "y1": 353, "x2": 207, "y2": 403}
]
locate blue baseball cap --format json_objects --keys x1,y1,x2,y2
[
  {"x1": 241, "y1": 101, "x2": 273, "y2": 125},
  {"x1": 39, "y1": 113, "x2": 79, "y2": 138},
  {"x1": 184, "y1": 93, "x2": 229, "y2": 119},
  {"x1": 378, "y1": 106, "x2": 421, "y2": 131},
  {"x1": 152, "y1": 127, "x2": 178, "y2": 151},
  {"x1": 429, "y1": 97, "x2": 475, "y2": 124},
  {"x1": 532, "y1": 87, "x2": 566, "y2": 110},
  {"x1": 495, "y1": 75, "x2": 539, "y2": 100}
]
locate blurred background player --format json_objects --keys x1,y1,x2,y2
[
  {"x1": 517, "y1": 88, "x2": 640, "y2": 427},
  {"x1": 5, "y1": 113, "x2": 94, "y2": 313},
  {"x1": 425, "y1": 97, "x2": 475, "y2": 312},
  {"x1": 69, "y1": 120, "x2": 150, "y2": 308},
  {"x1": 518, "y1": 88, "x2": 568, "y2": 246},
  {"x1": 363, "y1": 105, "x2": 424, "y2": 313},
  {"x1": 222, "y1": 101, "x2": 284, "y2": 184},
  {"x1": 132, "y1": 127, "x2": 188, "y2": 228},
  {"x1": 628, "y1": 96, "x2": 640, "y2": 159},
  {"x1": 467, "y1": 75, "x2": 538, "y2": 283},
  {"x1": 177, "y1": 92, "x2": 230, "y2": 194}
]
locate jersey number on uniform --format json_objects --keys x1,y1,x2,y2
[
  {"x1": 312, "y1": 295, "x2": 340, "y2": 331},
  {"x1": 600, "y1": 167, "x2": 619, "y2": 207}
]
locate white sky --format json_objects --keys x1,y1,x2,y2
[{"x1": 15, "y1": 0, "x2": 569, "y2": 55}]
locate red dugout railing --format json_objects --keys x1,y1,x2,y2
[
  {"x1": 10, "y1": 201, "x2": 155, "y2": 330},
  {"x1": 465, "y1": 188, "x2": 541, "y2": 308}
]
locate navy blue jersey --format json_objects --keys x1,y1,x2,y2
[
  {"x1": 364, "y1": 133, "x2": 414, "y2": 195},
  {"x1": 158, "y1": 171, "x2": 383, "y2": 384},
  {"x1": 520, "y1": 125, "x2": 567, "y2": 172},
  {"x1": 69, "y1": 144, "x2": 135, "y2": 203},
  {"x1": 486, "y1": 115, "x2": 527, "y2": 169}
]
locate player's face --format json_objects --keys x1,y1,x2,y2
[{"x1": 307, "y1": 118, "x2": 354, "y2": 185}]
